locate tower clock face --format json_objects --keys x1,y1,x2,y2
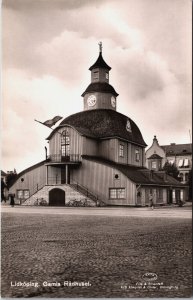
[
  {"x1": 111, "y1": 96, "x2": 116, "y2": 107},
  {"x1": 87, "y1": 95, "x2": 97, "y2": 107}
]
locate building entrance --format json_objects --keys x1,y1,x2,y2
[
  {"x1": 49, "y1": 188, "x2": 65, "y2": 206},
  {"x1": 167, "y1": 189, "x2": 173, "y2": 204}
]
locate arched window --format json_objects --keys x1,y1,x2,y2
[{"x1": 61, "y1": 129, "x2": 70, "y2": 157}]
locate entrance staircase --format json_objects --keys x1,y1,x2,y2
[{"x1": 22, "y1": 184, "x2": 97, "y2": 206}]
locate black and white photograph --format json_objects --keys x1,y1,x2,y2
[{"x1": 1, "y1": 0, "x2": 192, "y2": 298}]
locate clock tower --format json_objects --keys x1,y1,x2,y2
[{"x1": 81, "y1": 42, "x2": 119, "y2": 111}]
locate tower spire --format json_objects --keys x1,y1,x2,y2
[{"x1": 98, "y1": 41, "x2": 102, "y2": 53}]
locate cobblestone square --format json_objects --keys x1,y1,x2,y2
[{"x1": 1, "y1": 207, "x2": 192, "y2": 298}]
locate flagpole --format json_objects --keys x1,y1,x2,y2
[{"x1": 34, "y1": 119, "x2": 63, "y2": 135}]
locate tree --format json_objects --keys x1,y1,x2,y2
[
  {"x1": 6, "y1": 170, "x2": 18, "y2": 188},
  {"x1": 161, "y1": 162, "x2": 180, "y2": 181}
]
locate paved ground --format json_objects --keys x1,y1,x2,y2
[
  {"x1": 1, "y1": 204, "x2": 192, "y2": 218},
  {"x1": 1, "y1": 205, "x2": 192, "y2": 298}
]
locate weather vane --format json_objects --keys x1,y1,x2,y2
[{"x1": 98, "y1": 41, "x2": 102, "y2": 53}]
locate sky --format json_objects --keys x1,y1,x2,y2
[{"x1": 1, "y1": 0, "x2": 192, "y2": 173}]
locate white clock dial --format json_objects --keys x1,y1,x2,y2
[
  {"x1": 126, "y1": 120, "x2": 132, "y2": 132},
  {"x1": 87, "y1": 95, "x2": 97, "y2": 107},
  {"x1": 111, "y1": 96, "x2": 116, "y2": 107}
]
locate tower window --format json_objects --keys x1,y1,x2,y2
[
  {"x1": 119, "y1": 144, "x2": 124, "y2": 157},
  {"x1": 93, "y1": 71, "x2": 99, "y2": 80},
  {"x1": 105, "y1": 72, "x2": 109, "y2": 79}
]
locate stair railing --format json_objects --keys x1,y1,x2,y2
[
  {"x1": 21, "y1": 180, "x2": 46, "y2": 204},
  {"x1": 70, "y1": 180, "x2": 106, "y2": 206}
]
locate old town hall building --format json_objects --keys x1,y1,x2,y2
[{"x1": 9, "y1": 45, "x2": 187, "y2": 206}]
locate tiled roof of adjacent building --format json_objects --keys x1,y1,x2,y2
[
  {"x1": 89, "y1": 52, "x2": 111, "y2": 71},
  {"x1": 82, "y1": 155, "x2": 185, "y2": 187},
  {"x1": 47, "y1": 109, "x2": 147, "y2": 147},
  {"x1": 161, "y1": 143, "x2": 192, "y2": 156},
  {"x1": 81, "y1": 82, "x2": 119, "y2": 97}
]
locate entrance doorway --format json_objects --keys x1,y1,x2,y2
[
  {"x1": 167, "y1": 189, "x2": 173, "y2": 204},
  {"x1": 49, "y1": 188, "x2": 65, "y2": 206}
]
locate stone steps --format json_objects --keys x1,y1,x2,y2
[{"x1": 23, "y1": 184, "x2": 96, "y2": 206}]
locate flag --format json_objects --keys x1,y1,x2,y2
[
  {"x1": 43, "y1": 116, "x2": 63, "y2": 127},
  {"x1": 35, "y1": 116, "x2": 63, "y2": 128}
]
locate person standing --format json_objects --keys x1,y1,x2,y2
[
  {"x1": 1, "y1": 178, "x2": 7, "y2": 203},
  {"x1": 149, "y1": 193, "x2": 154, "y2": 210},
  {"x1": 9, "y1": 193, "x2": 15, "y2": 207}
]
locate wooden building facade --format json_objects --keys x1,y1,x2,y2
[{"x1": 9, "y1": 46, "x2": 187, "y2": 206}]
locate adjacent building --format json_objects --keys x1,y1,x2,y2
[
  {"x1": 146, "y1": 136, "x2": 192, "y2": 184},
  {"x1": 8, "y1": 45, "x2": 188, "y2": 206}
]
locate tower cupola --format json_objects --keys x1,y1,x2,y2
[{"x1": 82, "y1": 42, "x2": 119, "y2": 111}]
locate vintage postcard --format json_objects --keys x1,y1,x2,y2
[{"x1": 1, "y1": 0, "x2": 192, "y2": 298}]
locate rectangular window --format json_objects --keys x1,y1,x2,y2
[
  {"x1": 119, "y1": 144, "x2": 124, "y2": 157},
  {"x1": 178, "y1": 159, "x2": 184, "y2": 168},
  {"x1": 135, "y1": 149, "x2": 140, "y2": 162},
  {"x1": 17, "y1": 190, "x2": 30, "y2": 199},
  {"x1": 109, "y1": 188, "x2": 125, "y2": 199},
  {"x1": 172, "y1": 190, "x2": 176, "y2": 203},
  {"x1": 105, "y1": 72, "x2": 109, "y2": 79},
  {"x1": 184, "y1": 158, "x2": 189, "y2": 167},
  {"x1": 17, "y1": 190, "x2": 23, "y2": 199},
  {"x1": 24, "y1": 190, "x2": 30, "y2": 199},
  {"x1": 180, "y1": 190, "x2": 183, "y2": 201},
  {"x1": 185, "y1": 173, "x2": 189, "y2": 182},
  {"x1": 152, "y1": 161, "x2": 157, "y2": 169}
]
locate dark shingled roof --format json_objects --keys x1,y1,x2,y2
[
  {"x1": 82, "y1": 155, "x2": 185, "y2": 187},
  {"x1": 8, "y1": 160, "x2": 46, "y2": 188},
  {"x1": 161, "y1": 143, "x2": 192, "y2": 156},
  {"x1": 89, "y1": 52, "x2": 111, "y2": 71},
  {"x1": 47, "y1": 109, "x2": 147, "y2": 146},
  {"x1": 81, "y1": 82, "x2": 119, "y2": 97},
  {"x1": 147, "y1": 154, "x2": 163, "y2": 159}
]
